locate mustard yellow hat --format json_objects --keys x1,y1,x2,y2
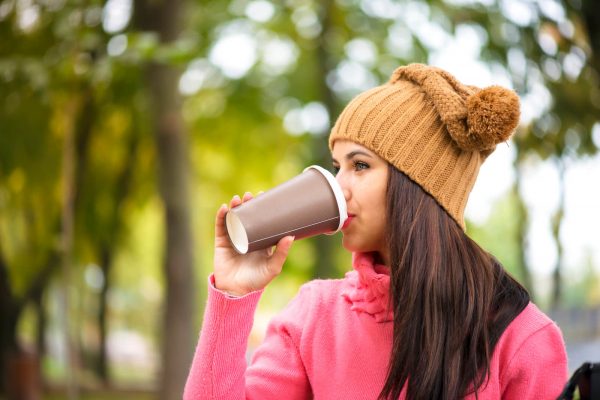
[{"x1": 329, "y1": 63, "x2": 520, "y2": 229}]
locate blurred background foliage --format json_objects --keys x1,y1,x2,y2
[{"x1": 1, "y1": 0, "x2": 599, "y2": 398}]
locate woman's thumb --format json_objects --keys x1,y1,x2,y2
[{"x1": 267, "y1": 236, "x2": 295, "y2": 275}]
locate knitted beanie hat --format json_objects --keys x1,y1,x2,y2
[{"x1": 328, "y1": 63, "x2": 520, "y2": 229}]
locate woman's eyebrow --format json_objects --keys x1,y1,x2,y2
[
  {"x1": 345, "y1": 150, "x2": 373, "y2": 160},
  {"x1": 331, "y1": 150, "x2": 374, "y2": 163}
]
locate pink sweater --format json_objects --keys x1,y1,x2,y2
[{"x1": 184, "y1": 253, "x2": 568, "y2": 399}]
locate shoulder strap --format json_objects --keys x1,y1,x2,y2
[
  {"x1": 591, "y1": 362, "x2": 600, "y2": 400},
  {"x1": 557, "y1": 362, "x2": 600, "y2": 400},
  {"x1": 557, "y1": 362, "x2": 589, "y2": 400}
]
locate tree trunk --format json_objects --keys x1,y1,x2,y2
[
  {"x1": 60, "y1": 98, "x2": 79, "y2": 400},
  {"x1": 96, "y1": 248, "x2": 111, "y2": 385},
  {"x1": 0, "y1": 89, "x2": 89, "y2": 399},
  {"x1": 34, "y1": 289, "x2": 46, "y2": 385},
  {"x1": 6, "y1": 349, "x2": 41, "y2": 400},
  {"x1": 550, "y1": 159, "x2": 566, "y2": 310},
  {"x1": 134, "y1": 1, "x2": 196, "y2": 398},
  {"x1": 311, "y1": 0, "x2": 342, "y2": 279},
  {"x1": 513, "y1": 163, "x2": 534, "y2": 299},
  {"x1": 0, "y1": 250, "x2": 18, "y2": 397},
  {"x1": 150, "y1": 62, "x2": 196, "y2": 400},
  {"x1": 94, "y1": 116, "x2": 140, "y2": 385},
  {"x1": 582, "y1": 0, "x2": 600, "y2": 74},
  {"x1": 0, "y1": 250, "x2": 60, "y2": 398},
  {"x1": 0, "y1": 90, "x2": 90, "y2": 400}
]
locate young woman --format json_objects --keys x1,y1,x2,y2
[{"x1": 184, "y1": 64, "x2": 568, "y2": 399}]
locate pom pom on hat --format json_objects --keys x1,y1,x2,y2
[
  {"x1": 389, "y1": 64, "x2": 521, "y2": 153},
  {"x1": 459, "y1": 86, "x2": 521, "y2": 152}
]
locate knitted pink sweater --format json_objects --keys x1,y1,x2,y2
[{"x1": 184, "y1": 253, "x2": 568, "y2": 399}]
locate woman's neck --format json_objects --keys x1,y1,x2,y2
[{"x1": 373, "y1": 251, "x2": 390, "y2": 267}]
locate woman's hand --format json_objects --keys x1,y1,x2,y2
[{"x1": 213, "y1": 192, "x2": 295, "y2": 296}]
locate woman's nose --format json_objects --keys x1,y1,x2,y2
[
  {"x1": 336, "y1": 173, "x2": 351, "y2": 202},
  {"x1": 342, "y1": 187, "x2": 351, "y2": 203}
]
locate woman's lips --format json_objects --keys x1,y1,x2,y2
[{"x1": 342, "y1": 215, "x2": 355, "y2": 230}]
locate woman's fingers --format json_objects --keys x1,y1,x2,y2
[
  {"x1": 229, "y1": 194, "x2": 241, "y2": 209},
  {"x1": 214, "y1": 203, "x2": 230, "y2": 246},
  {"x1": 214, "y1": 203, "x2": 227, "y2": 231},
  {"x1": 216, "y1": 193, "x2": 253, "y2": 246},
  {"x1": 228, "y1": 192, "x2": 254, "y2": 209},
  {"x1": 242, "y1": 191, "x2": 253, "y2": 202},
  {"x1": 267, "y1": 236, "x2": 294, "y2": 276},
  {"x1": 216, "y1": 193, "x2": 242, "y2": 246}
]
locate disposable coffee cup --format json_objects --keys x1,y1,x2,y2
[{"x1": 225, "y1": 165, "x2": 347, "y2": 254}]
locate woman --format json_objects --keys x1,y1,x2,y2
[{"x1": 184, "y1": 64, "x2": 568, "y2": 399}]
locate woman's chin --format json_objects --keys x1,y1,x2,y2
[{"x1": 341, "y1": 237, "x2": 371, "y2": 254}]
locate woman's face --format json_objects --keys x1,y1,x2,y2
[{"x1": 332, "y1": 140, "x2": 389, "y2": 263}]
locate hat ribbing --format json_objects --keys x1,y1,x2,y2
[{"x1": 328, "y1": 63, "x2": 520, "y2": 229}]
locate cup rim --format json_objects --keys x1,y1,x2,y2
[{"x1": 303, "y1": 165, "x2": 348, "y2": 232}]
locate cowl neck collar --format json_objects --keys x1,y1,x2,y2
[{"x1": 341, "y1": 252, "x2": 393, "y2": 323}]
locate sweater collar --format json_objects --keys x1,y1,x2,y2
[{"x1": 341, "y1": 252, "x2": 393, "y2": 323}]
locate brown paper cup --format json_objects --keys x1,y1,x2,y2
[{"x1": 225, "y1": 165, "x2": 347, "y2": 254}]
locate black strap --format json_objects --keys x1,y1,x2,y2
[
  {"x1": 590, "y1": 363, "x2": 600, "y2": 400},
  {"x1": 558, "y1": 362, "x2": 590, "y2": 400},
  {"x1": 557, "y1": 362, "x2": 600, "y2": 400}
]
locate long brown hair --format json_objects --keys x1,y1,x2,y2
[{"x1": 379, "y1": 165, "x2": 529, "y2": 400}]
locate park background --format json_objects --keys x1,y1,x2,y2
[{"x1": 1, "y1": 0, "x2": 600, "y2": 398}]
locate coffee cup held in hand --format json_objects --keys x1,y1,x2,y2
[{"x1": 225, "y1": 165, "x2": 348, "y2": 254}]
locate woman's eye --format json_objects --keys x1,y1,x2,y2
[
  {"x1": 332, "y1": 166, "x2": 340, "y2": 175},
  {"x1": 354, "y1": 161, "x2": 369, "y2": 171}
]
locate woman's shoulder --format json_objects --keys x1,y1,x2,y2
[
  {"x1": 495, "y1": 302, "x2": 567, "y2": 370},
  {"x1": 292, "y1": 276, "x2": 351, "y2": 309},
  {"x1": 492, "y1": 302, "x2": 569, "y2": 394},
  {"x1": 503, "y1": 302, "x2": 562, "y2": 341}
]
